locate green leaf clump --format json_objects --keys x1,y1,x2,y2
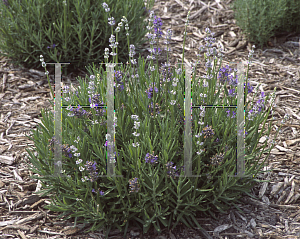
[
  {"x1": 0, "y1": 0, "x2": 154, "y2": 74},
  {"x1": 230, "y1": 0, "x2": 300, "y2": 49},
  {"x1": 274, "y1": 0, "x2": 300, "y2": 34}
]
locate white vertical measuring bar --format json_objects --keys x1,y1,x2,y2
[
  {"x1": 99, "y1": 63, "x2": 123, "y2": 178},
  {"x1": 54, "y1": 63, "x2": 62, "y2": 177},
  {"x1": 52, "y1": 63, "x2": 69, "y2": 178},
  {"x1": 106, "y1": 63, "x2": 116, "y2": 177},
  {"x1": 178, "y1": 62, "x2": 201, "y2": 178},
  {"x1": 227, "y1": 61, "x2": 246, "y2": 178},
  {"x1": 236, "y1": 62, "x2": 246, "y2": 177},
  {"x1": 184, "y1": 62, "x2": 193, "y2": 177}
]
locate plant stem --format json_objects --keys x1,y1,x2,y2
[
  {"x1": 63, "y1": 0, "x2": 68, "y2": 75},
  {"x1": 156, "y1": 35, "x2": 160, "y2": 101},
  {"x1": 46, "y1": 71, "x2": 54, "y2": 100},
  {"x1": 115, "y1": 32, "x2": 118, "y2": 68},
  {"x1": 181, "y1": 11, "x2": 190, "y2": 73}
]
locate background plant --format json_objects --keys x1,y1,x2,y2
[
  {"x1": 230, "y1": 0, "x2": 297, "y2": 49},
  {"x1": 274, "y1": 0, "x2": 300, "y2": 34},
  {"x1": 0, "y1": 0, "x2": 154, "y2": 75},
  {"x1": 24, "y1": 4, "x2": 285, "y2": 239}
]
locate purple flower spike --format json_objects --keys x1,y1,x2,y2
[
  {"x1": 3, "y1": 0, "x2": 8, "y2": 6},
  {"x1": 47, "y1": 44, "x2": 56, "y2": 49},
  {"x1": 153, "y1": 15, "x2": 163, "y2": 39}
]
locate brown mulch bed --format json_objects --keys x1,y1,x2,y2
[{"x1": 1, "y1": 0, "x2": 300, "y2": 238}]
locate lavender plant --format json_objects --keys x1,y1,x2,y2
[
  {"x1": 0, "y1": 0, "x2": 154, "y2": 75},
  {"x1": 273, "y1": 0, "x2": 300, "y2": 34},
  {"x1": 24, "y1": 3, "x2": 285, "y2": 238},
  {"x1": 230, "y1": 0, "x2": 289, "y2": 48}
]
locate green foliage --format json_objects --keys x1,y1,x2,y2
[
  {"x1": 23, "y1": 6, "x2": 285, "y2": 239},
  {"x1": 230, "y1": 0, "x2": 290, "y2": 48},
  {"x1": 274, "y1": 0, "x2": 300, "y2": 34},
  {"x1": 0, "y1": 0, "x2": 154, "y2": 74}
]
